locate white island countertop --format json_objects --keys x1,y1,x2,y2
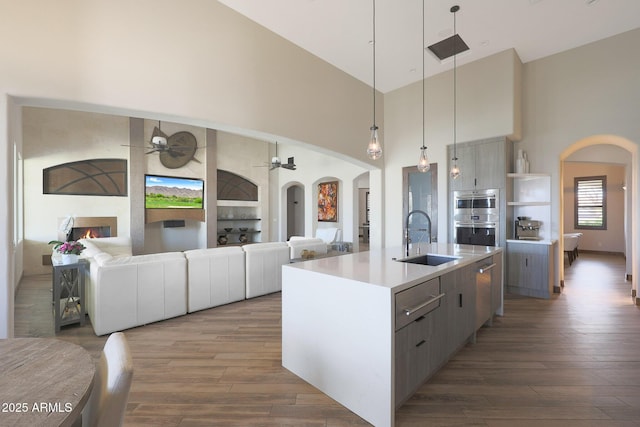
[
  {"x1": 286, "y1": 242, "x2": 502, "y2": 293},
  {"x1": 282, "y1": 242, "x2": 504, "y2": 427}
]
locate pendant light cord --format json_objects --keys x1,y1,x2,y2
[
  {"x1": 372, "y1": 0, "x2": 376, "y2": 128},
  {"x1": 421, "y1": 0, "x2": 425, "y2": 150},
  {"x1": 453, "y1": 6, "x2": 458, "y2": 160}
]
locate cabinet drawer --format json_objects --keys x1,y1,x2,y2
[{"x1": 395, "y1": 278, "x2": 442, "y2": 330}]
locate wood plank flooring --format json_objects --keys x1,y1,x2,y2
[{"x1": 13, "y1": 252, "x2": 640, "y2": 426}]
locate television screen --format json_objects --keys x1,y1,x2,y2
[{"x1": 145, "y1": 175, "x2": 204, "y2": 209}]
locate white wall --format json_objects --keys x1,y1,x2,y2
[{"x1": 273, "y1": 143, "x2": 369, "y2": 247}]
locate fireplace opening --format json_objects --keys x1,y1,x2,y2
[{"x1": 69, "y1": 226, "x2": 111, "y2": 241}]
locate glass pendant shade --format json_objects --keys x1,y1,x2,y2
[
  {"x1": 367, "y1": 125, "x2": 382, "y2": 160},
  {"x1": 450, "y1": 159, "x2": 460, "y2": 179},
  {"x1": 417, "y1": 146, "x2": 430, "y2": 172}
]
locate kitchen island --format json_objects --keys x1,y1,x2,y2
[{"x1": 282, "y1": 243, "x2": 503, "y2": 427}]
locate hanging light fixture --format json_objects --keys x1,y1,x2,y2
[
  {"x1": 417, "y1": 0, "x2": 429, "y2": 173},
  {"x1": 366, "y1": 0, "x2": 382, "y2": 160},
  {"x1": 449, "y1": 5, "x2": 461, "y2": 179}
]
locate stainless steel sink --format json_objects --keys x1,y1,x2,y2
[{"x1": 395, "y1": 254, "x2": 460, "y2": 266}]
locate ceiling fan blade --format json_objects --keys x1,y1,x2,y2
[{"x1": 281, "y1": 157, "x2": 296, "y2": 170}]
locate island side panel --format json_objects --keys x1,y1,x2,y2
[{"x1": 282, "y1": 265, "x2": 395, "y2": 427}]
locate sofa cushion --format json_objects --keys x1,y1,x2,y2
[
  {"x1": 316, "y1": 227, "x2": 339, "y2": 244},
  {"x1": 101, "y1": 252, "x2": 184, "y2": 266},
  {"x1": 93, "y1": 252, "x2": 114, "y2": 266},
  {"x1": 242, "y1": 242, "x2": 289, "y2": 253},
  {"x1": 184, "y1": 246, "x2": 243, "y2": 258},
  {"x1": 287, "y1": 238, "x2": 328, "y2": 259},
  {"x1": 81, "y1": 236, "x2": 133, "y2": 257},
  {"x1": 80, "y1": 239, "x2": 102, "y2": 259}
]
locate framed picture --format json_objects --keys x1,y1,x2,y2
[{"x1": 318, "y1": 181, "x2": 338, "y2": 222}]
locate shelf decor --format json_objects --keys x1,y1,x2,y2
[
  {"x1": 49, "y1": 240, "x2": 86, "y2": 265},
  {"x1": 318, "y1": 181, "x2": 338, "y2": 222}
]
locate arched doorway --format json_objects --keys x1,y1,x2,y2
[
  {"x1": 559, "y1": 135, "x2": 637, "y2": 299},
  {"x1": 285, "y1": 183, "x2": 304, "y2": 240}
]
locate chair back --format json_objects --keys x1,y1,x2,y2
[{"x1": 82, "y1": 332, "x2": 133, "y2": 427}]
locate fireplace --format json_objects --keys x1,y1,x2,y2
[
  {"x1": 69, "y1": 226, "x2": 111, "y2": 240},
  {"x1": 58, "y1": 216, "x2": 118, "y2": 241}
]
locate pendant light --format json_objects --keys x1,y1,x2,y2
[
  {"x1": 366, "y1": 0, "x2": 382, "y2": 160},
  {"x1": 417, "y1": 0, "x2": 430, "y2": 173},
  {"x1": 449, "y1": 5, "x2": 461, "y2": 180}
]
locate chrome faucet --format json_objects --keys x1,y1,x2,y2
[{"x1": 405, "y1": 210, "x2": 432, "y2": 257}]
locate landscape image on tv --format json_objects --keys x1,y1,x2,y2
[{"x1": 145, "y1": 175, "x2": 204, "y2": 209}]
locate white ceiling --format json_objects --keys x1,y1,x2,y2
[{"x1": 218, "y1": 0, "x2": 640, "y2": 93}]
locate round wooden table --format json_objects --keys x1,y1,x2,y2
[{"x1": 0, "y1": 338, "x2": 95, "y2": 426}]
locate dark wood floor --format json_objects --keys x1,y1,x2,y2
[{"x1": 13, "y1": 252, "x2": 640, "y2": 426}]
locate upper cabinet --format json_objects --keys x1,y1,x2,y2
[{"x1": 448, "y1": 137, "x2": 511, "y2": 191}]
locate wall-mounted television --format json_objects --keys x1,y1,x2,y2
[{"x1": 145, "y1": 174, "x2": 204, "y2": 209}]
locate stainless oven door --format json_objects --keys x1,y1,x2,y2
[
  {"x1": 453, "y1": 189, "x2": 498, "y2": 210},
  {"x1": 454, "y1": 222, "x2": 497, "y2": 246}
]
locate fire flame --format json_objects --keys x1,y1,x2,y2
[{"x1": 80, "y1": 228, "x2": 100, "y2": 239}]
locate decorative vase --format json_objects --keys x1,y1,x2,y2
[
  {"x1": 61, "y1": 253, "x2": 78, "y2": 264},
  {"x1": 217, "y1": 235, "x2": 228, "y2": 246},
  {"x1": 239, "y1": 234, "x2": 248, "y2": 244}
]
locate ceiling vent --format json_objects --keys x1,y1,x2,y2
[{"x1": 427, "y1": 34, "x2": 469, "y2": 61}]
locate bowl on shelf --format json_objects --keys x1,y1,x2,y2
[
  {"x1": 224, "y1": 227, "x2": 233, "y2": 232},
  {"x1": 238, "y1": 227, "x2": 248, "y2": 232},
  {"x1": 517, "y1": 216, "x2": 531, "y2": 221}
]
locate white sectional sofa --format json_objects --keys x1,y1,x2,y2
[
  {"x1": 184, "y1": 247, "x2": 246, "y2": 313},
  {"x1": 243, "y1": 242, "x2": 290, "y2": 299},
  {"x1": 80, "y1": 237, "x2": 187, "y2": 336},
  {"x1": 79, "y1": 237, "x2": 341, "y2": 336},
  {"x1": 287, "y1": 237, "x2": 328, "y2": 259}
]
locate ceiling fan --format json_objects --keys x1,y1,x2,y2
[
  {"x1": 124, "y1": 121, "x2": 204, "y2": 169},
  {"x1": 258, "y1": 141, "x2": 296, "y2": 170}
]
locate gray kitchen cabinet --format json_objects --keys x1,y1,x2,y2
[
  {"x1": 394, "y1": 307, "x2": 442, "y2": 405},
  {"x1": 440, "y1": 262, "x2": 476, "y2": 358},
  {"x1": 506, "y1": 241, "x2": 556, "y2": 299},
  {"x1": 475, "y1": 256, "x2": 494, "y2": 330},
  {"x1": 394, "y1": 277, "x2": 445, "y2": 406},
  {"x1": 448, "y1": 137, "x2": 509, "y2": 191},
  {"x1": 490, "y1": 251, "x2": 504, "y2": 316}
]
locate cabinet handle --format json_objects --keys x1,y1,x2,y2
[
  {"x1": 459, "y1": 293, "x2": 463, "y2": 308},
  {"x1": 478, "y1": 263, "x2": 496, "y2": 274},
  {"x1": 416, "y1": 340, "x2": 426, "y2": 348},
  {"x1": 525, "y1": 258, "x2": 528, "y2": 267},
  {"x1": 404, "y1": 293, "x2": 445, "y2": 316}
]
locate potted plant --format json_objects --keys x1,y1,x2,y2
[{"x1": 49, "y1": 240, "x2": 86, "y2": 264}]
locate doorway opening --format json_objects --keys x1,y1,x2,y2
[
  {"x1": 559, "y1": 136, "x2": 637, "y2": 300},
  {"x1": 286, "y1": 184, "x2": 304, "y2": 240}
]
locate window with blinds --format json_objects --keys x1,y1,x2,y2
[{"x1": 574, "y1": 176, "x2": 606, "y2": 230}]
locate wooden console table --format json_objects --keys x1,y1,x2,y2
[
  {"x1": 52, "y1": 259, "x2": 88, "y2": 332},
  {"x1": 0, "y1": 338, "x2": 95, "y2": 426}
]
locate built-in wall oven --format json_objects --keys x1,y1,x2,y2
[{"x1": 453, "y1": 189, "x2": 499, "y2": 246}]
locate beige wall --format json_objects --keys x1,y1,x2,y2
[
  {"x1": 0, "y1": 0, "x2": 381, "y2": 336},
  {"x1": 22, "y1": 108, "x2": 131, "y2": 275},
  {"x1": 2, "y1": 2, "x2": 640, "y2": 336},
  {"x1": 563, "y1": 162, "x2": 626, "y2": 253},
  {"x1": 383, "y1": 49, "x2": 522, "y2": 245}
]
